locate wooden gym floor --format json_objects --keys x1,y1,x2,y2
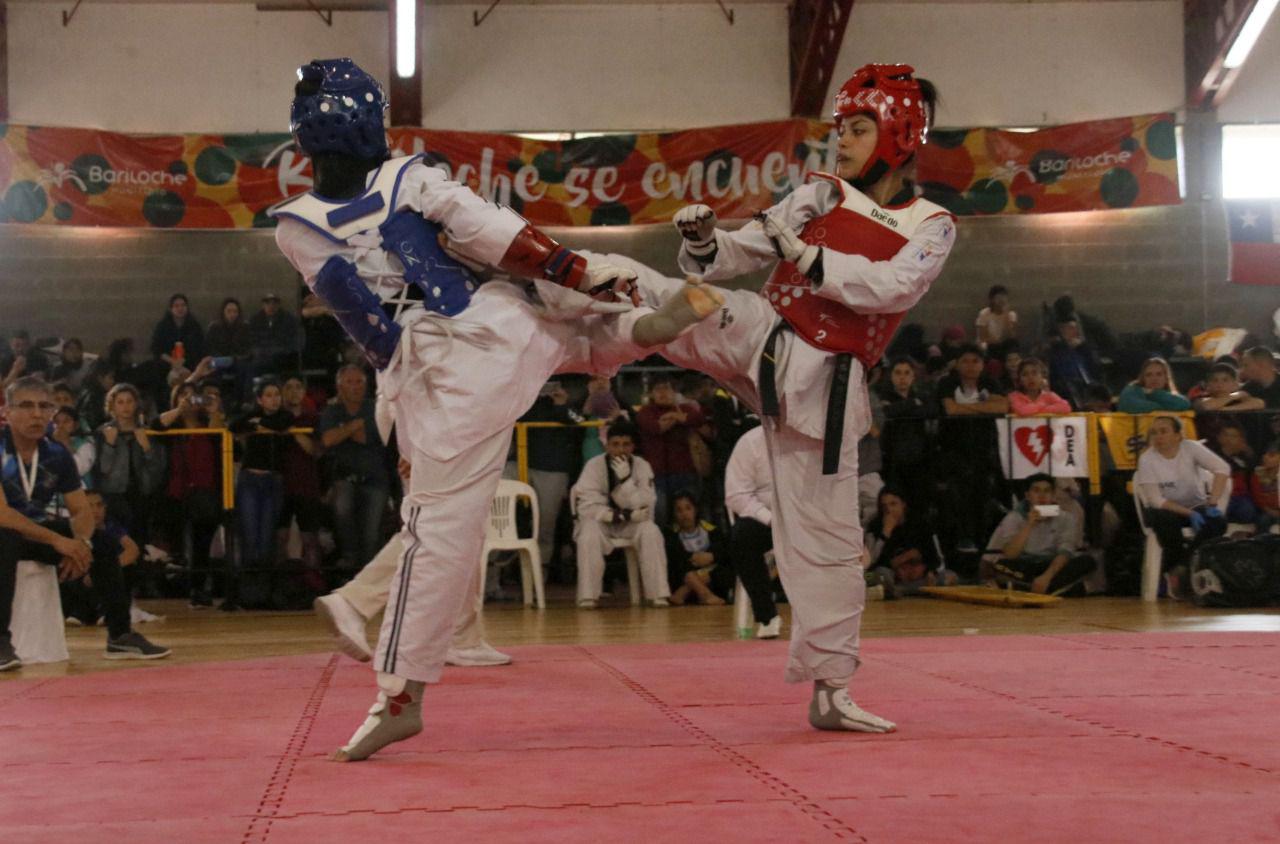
[{"x1": 5, "y1": 590, "x2": 1278, "y2": 680}]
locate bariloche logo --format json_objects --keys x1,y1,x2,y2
[{"x1": 36, "y1": 162, "x2": 87, "y2": 192}]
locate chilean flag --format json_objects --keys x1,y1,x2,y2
[{"x1": 1228, "y1": 200, "x2": 1280, "y2": 285}]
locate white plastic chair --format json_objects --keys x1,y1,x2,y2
[
  {"x1": 726, "y1": 509, "x2": 753, "y2": 636},
  {"x1": 569, "y1": 492, "x2": 642, "y2": 606},
  {"x1": 11, "y1": 561, "x2": 68, "y2": 664},
  {"x1": 479, "y1": 479, "x2": 544, "y2": 609},
  {"x1": 1133, "y1": 465, "x2": 1231, "y2": 602}
]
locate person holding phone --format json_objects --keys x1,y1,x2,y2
[{"x1": 985, "y1": 473, "x2": 1096, "y2": 596}]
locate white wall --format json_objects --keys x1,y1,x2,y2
[
  {"x1": 833, "y1": 1, "x2": 1185, "y2": 128},
  {"x1": 1217, "y1": 10, "x2": 1280, "y2": 124}
]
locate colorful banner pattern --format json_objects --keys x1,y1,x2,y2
[
  {"x1": 0, "y1": 113, "x2": 1180, "y2": 229},
  {"x1": 1097, "y1": 412, "x2": 1198, "y2": 472}
]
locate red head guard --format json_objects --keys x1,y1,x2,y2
[{"x1": 832, "y1": 63, "x2": 929, "y2": 183}]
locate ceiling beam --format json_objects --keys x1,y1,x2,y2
[
  {"x1": 1185, "y1": 0, "x2": 1260, "y2": 109},
  {"x1": 789, "y1": 0, "x2": 855, "y2": 119}
]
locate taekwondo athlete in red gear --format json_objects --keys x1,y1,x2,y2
[
  {"x1": 269, "y1": 59, "x2": 719, "y2": 761},
  {"x1": 663, "y1": 64, "x2": 957, "y2": 733}
]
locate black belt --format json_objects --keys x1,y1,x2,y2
[{"x1": 757, "y1": 322, "x2": 852, "y2": 476}]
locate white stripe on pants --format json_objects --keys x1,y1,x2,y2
[
  {"x1": 376, "y1": 427, "x2": 510, "y2": 682},
  {"x1": 574, "y1": 519, "x2": 670, "y2": 603}
]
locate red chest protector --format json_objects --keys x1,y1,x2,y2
[{"x1": 761, "y1": 173, "x2": 949, "y2": 368}]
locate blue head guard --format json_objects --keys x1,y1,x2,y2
[{"x1": 290, "y1": 58, "x2": 388, "y2": 160}]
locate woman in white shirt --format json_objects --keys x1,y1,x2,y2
[{"x1": 1135, "y1": 416, "x2": 1229, "y2": 580}]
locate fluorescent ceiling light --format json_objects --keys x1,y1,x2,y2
[
  {"x1": 395, "y1": 0, "x2": 416, "y2": 78},
  {"x1": 1224, "y1": 0, "x2": 1279, "y2": 69}
]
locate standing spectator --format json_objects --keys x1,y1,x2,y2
[
  {"x1": 858, "y1": 391, "x2": 886, "y2": 527},
  {"x1": 152, "y1": 382, "x2": 223, "y2": 608},
  {"x1": 864, "y1": 487, "x2": 954, "y2": 597},
  {"x1": 149, "y1": 293, "x2": 205, "y2": 370},
  {"x1": 278, "y1": 375, "x2": 325, "y2": 591},
  {"x1": 50, "y1": 338, "x2": 90, "y2": 391},
  {"x1": 572, "y1": 421, "x2": 669, "y2": 608},
  {"x1": 1194, "y1": 362, "x2": 1264, "y2": 412},
  {"x1": 1, "y1": 330, "x2": 51, "y2": 389},
  {"x1": 1118, "y1": 357, "x2": 1191, "y2": 413},
  {"x1": 51, "y1": 407, "x2": 95, "y2": 485},
  {"x1": 92, "y1": 383, "x2": 166, "y2": 553},
  {"x1": 987, "y1": 473, "x2": 1097, "y2": 595},
  {"x1": 1008, "y1": 357, "x2": 1072, "y2": 416},
  {"x1": 248, "y1": 292, "x2": 303, "y2": 379},
  {"x1": 1047, "y1": 315, "x2": 1103, "y2": 409},
  {"x1": 975, "y1": 284, "x2": 1018, "y2": 354},
  {"x1": 299, "y1": 283, "x2": 346, "y2": 384},
  {"x1": 877, "y1": 358, "x2": 936, "y2": 514},
  {"x1": 724, "y1": 425, "x2": 781, "y2": 639},
  {"x1": 1213, "y1": 423, "x2": 1259, "y2": 525},
  {"x1": 317, "y1": 365, "x2": 389, "y2": 572},
  {"x1": 664, "y1": 491, "x2": 731, "y2": 606},
  {"x1": 199, "y1": 382, "x2": 229, "y2": 429},
  {"x1": 0, "y1": 376, "x2": 167, "y2": 666},
  {"x1": 1135, "y1": 416, "x2": 1229, "y2": 594},
  {"x1": 935, "y1": 344, "x2": 1008, "y2": 554},
  {"x1": 1248, "y1": 441, "x2": 1280, "y2": 532},
  {"x1": 229, "y1": 378, "x2": 293, "y2": 609},
  {"x1": 581, "y1": 374, "x2": 626, "y2": 464},
  {"x1": 520, "y1": 382, "x2": 583, "y2": 582},
  {"x1": 635, "y1": 375, "x2": 705, "y2": 526},
  {"x1": 1239, "y1": 347, "x2": 1280, "y2": 408}
]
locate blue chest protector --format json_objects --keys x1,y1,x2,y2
[{"x1": 267, "y1": 155, "x2": 479, "y2": 369}]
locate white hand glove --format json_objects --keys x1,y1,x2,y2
[
  {"x1": 609, "y1": 455, "x2": 632, "y2": 481},
  {"x1": 629, "y1": 507, "x2": 651, "y2": 523},
  {"x1": 674, "y1": 205, "x2": 719, "y2": 260},
  {"x1": 758, "y1": 212, "x2": 820, "y2": 277},
  {"x1": 580, "y1": 258, "x2": 640, "y2": 310}
]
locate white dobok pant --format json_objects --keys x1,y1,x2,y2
[{"x1": 574, "y1": 519, "x2": 670, "y2": 603}]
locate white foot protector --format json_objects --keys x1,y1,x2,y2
[
  {"x1": 631, "y1": 282, "x2": 725, "y2": 346},
  {"x1": 755, "y1": 616, "x2": 782, "y2": 639},
  {"x1": 314, "y1": 594, "x2": 372, "y2": 662},
  {"x1": 331, "y1": 673, "x2": 425, "y2": 762},
  {"x1": 446, "y1": 642, "x2": 513, "y2": 667},
  {"x1": 809, "y1": 682, "x2": 896, "y2": 733}
]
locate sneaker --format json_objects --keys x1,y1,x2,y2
[
  {"x1": 446, "y1": 642, "x2": 513, "y2": 667},
  {"x1": 131, "y1": 604, "x2": 164, "y2": 624},
  {"x1": 314, "y1": 594, "x2": 372, "y2": 662},
  {"x1": 104, "y1": 632, "x2": 171, "y2": 660},
  {"x1": 866, "y1": 584, "x2": 886, "y2": 602},
  {"x1": 650, "y1": 598, "x2": 670, "y2": 608},
  {"x1": 0, "y1": 641, "x2": 20, "y2": 672},
  {"x1": 577, "y1": 599, "x2": 598, "y2": 609},
  {"x1": 755, "y1": 615, "x2": 782, "y2": 639},
  {"x1": 189, "y1": 592, "x2": 213, "y2": 609},
  {"x1": 64, "y1": 616, "x2": 84, "y2": 627},
  {"x1": 809, "y1": 682, "x2": 895, "y2": 733}
]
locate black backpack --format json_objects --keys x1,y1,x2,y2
[{"x1": 1190, "y1": 535, "x2": 1280, "y2": 608}]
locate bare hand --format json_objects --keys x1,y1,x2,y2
[
  {"x1": 103, "y1": 426, "x2": 119, "y2": 447},
  {"x1": 10, "y1": 356, "x2": 26, "y2": 377},
  {"x1": 191, "y1": 356, "x2": 216, "y2": 380},
  {"x1": 397, "y1": 457, "x2": 412, "y2": 482},
  {"x1": 134, "y1": 428, "x2": 151, "y2": 451},
  {"x1": 690, "y1": 551, "x2": 714, "y2": 567},
  {"x1": 1030, "y1": 573, "x2": 1053, "y2": 595},
  {"x1": 54, "y1": 536, "x2": 92, "y2": 568},
  {"x1": 1026, "y1": 507, "x2": 1043, "y2": 526},
  {"x1": 550, "y1": 387, "x2": 569, "y2": 406},
  {"x1": 350, "y1": 418, "x2": 367, "y2": 444},
  {"x1": 58, "y1": 553, "x2": 90, "y2": 582}
]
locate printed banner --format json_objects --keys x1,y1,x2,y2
[
  {"x1": 0, "y1": 113, "x2": 1180, "y2": 229},
  {"x1": 1096, "y1": 413, "x2": 1197, "y2": 472},
  {"x1": 996, "y1": 417, "x2": 1091, "y2": 480}
]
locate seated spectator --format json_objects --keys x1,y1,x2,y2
[
  {"x1": 1, "y1": 329, "x2": 51, "y2": 389},
  {"x1": 1118, "y1": 357, "x2": 1191, "y2": 413},
  {"x1": 1212, "y1": 423, "x2": 1258, "y2": 525},
  {"x1": 228, "y1": 378, "x2": 293, "y2": 610},
  {"x1": 1239, "y1": 346, "x2": 1280, "y2": 408},
  {"x1": 50, "y1": 338, "x2": 90, "y2": 391},
  {"x1": 77, "y1": 361, "x2": 116, "y2": 431},
  {"x1": 1051, "y1": 295, "x2": 1118, "y2": 358},
  {"x1": 1248, "y1": 441, "x2": 1280, "y2": 533},
  {"x1": 278, "y1": 375, "x2": 324, "y2": 592},
  {"x1": 664, "y1": 491, "x2": 731, "y2": 606},
  {"x1": 150, "y1": 293, "x2": 205, "y2": 370},
  {"x1": 93, "y1": 383, "x2": 166, "y2": 553},
  {"x1": 61, "y1": 489, "x2": 142, "y2": 627},
  {"x1": 636, "y1": 375, "x2": 706, "y2": 525},
  {"x1": 1135, "y1": 416, "x2": 1229, "y2": 593},
  {"x1": 938, "y1": 324, "x2": 968, "y2": 364},
  {"x1": 51, "y1": 382, "x2": 77, "y2": 413},
  {"x1": 1081, "y1": 382, "x2": 1114, "y2": 413},
  {"x1": 991, "y1": 345, "x2": 1022, "y2": 393},
  {"x1": 724, "y1": 425, "x2": 781, "y2": 638},
  {"x1": 864, "y1": 487, "x2": 956, "y2": 597},
  {"x1": 248, "y1": 293, "x2": 303, "y2": 379},
  {"x1": 51, "y1": 407, "x2": 95, "y2": 485},
  {"x1": 877, "y1": 357, "x2": 935, "y2": 513},
  {"x1": 1194, "y1": 361, "x2": 1264, "y2": 412},
  {"x1": 1008, "y1": 357, "x2": 1072, "y2": 416},
  {"x1": 987, "y1": 473, "x2": 1097, "y2": 595},
  {"x1": 976, "y1": 284, "x2": 1018, "y2": 354},
  {"x1": 571, "y1": 421, "x2": 669, "y2": 608},
  {"x1": 205, "y1": 297, "x2": 252, "y2": 394},
  {"x1": 936, "y1": 344, "x2": 1008, "y2": 555},
  {"x1": 104, "y1": 338, "x2": 160, "y2": 412},
  {"x1": 0, "y1": 376, "x2": 167, "y2": 668},
  {"x1": 153, "y1": 382, "x2": 224, "y2": 608},
  {"x1": 1047, "y1": 315, "x2": 1103, "y2": 408},
  {"x1": 318, "y1": 365, "x2": 390, "y2": 573}
]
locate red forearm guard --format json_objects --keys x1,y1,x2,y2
[{"x1": 498, "y1": 225, "x2": 587, "y2": 290}]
